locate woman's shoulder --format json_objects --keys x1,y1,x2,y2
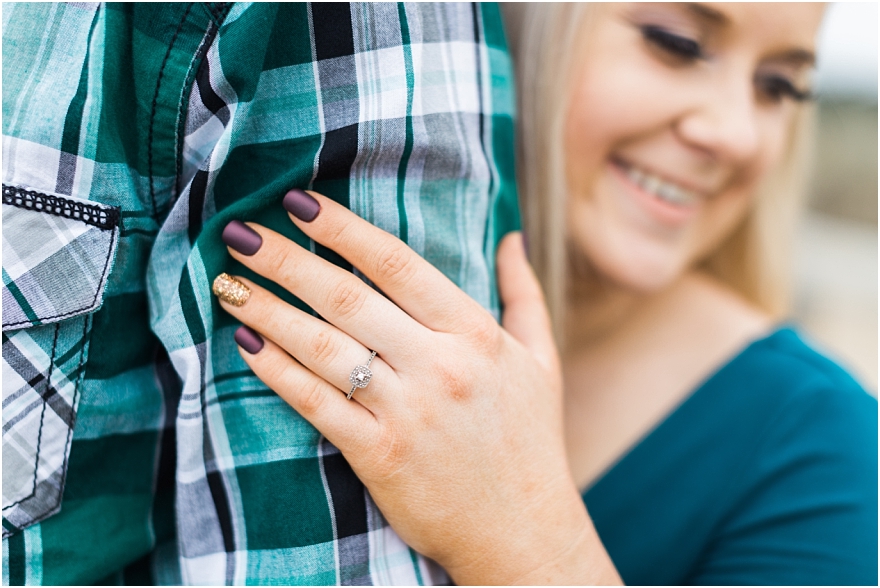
[
  {"x1": 698, "y1": 324, "x2": 877, "y2": 468},
  {"x1": 724, "y1": 326, "x2": 876, "y2": 420},
  {"x1": 686, "y1": 325, "x2": 878, "y2": 585},
  {"x1": 678, "y1": 273, "x2": 875, "y2": 420}
]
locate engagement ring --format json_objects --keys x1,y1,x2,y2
[{"x1": 347, "y1": 350, "x2": 377, "y2": 399}]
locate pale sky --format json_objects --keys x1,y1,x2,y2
[{"x1": 814, "y1": 2, "x2": 878, "y2": 101}]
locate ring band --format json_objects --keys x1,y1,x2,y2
[{"x1": 347, "y1": 350, "x2": 377, "y2": 400}]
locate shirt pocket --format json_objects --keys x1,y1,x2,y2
[{"x1": 2, "y1": 184, "x2": 120, "y2": 537}]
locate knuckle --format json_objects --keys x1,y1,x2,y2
[
  {"x1": 307, "y1": 328, "x2": 340, "y2": 365},
  {"x1": 328, "y1": 279, "x2": 367, "y2": 320},
  {"x1": 295, "y1": 377, "x2": 328, "y2": 416},
  {"x1": 431, "y1": 359, "x2": 475, "y2": 403},
  {"x1": 371, "y1": 423, "x2": 414, "y2": 478},
  {"x1": 263, "y1": 304, "x2": 292, "y2": 337},
  {"x1": 332, "y1": 217, "x2": 360, "y2": 250},
  {"x1": 464, "y1": 317, "x2": 503, "y2": 355},
  {"x1": 263, "y1": 241, "x2": 297, "y2": 282},
  {"x1": 372, "y1": 243, "x2": 416, "y2": 286},
  {"x1": 257, "y1": 352, "x2": 286, "y2": 383}
]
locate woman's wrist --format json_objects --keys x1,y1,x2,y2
[
  {"x1": 441, "y1": 483, "x2": 621, "y2": 585},
  {"x1": 510, "y1": 514, "x2": 623, "y2": 586}
]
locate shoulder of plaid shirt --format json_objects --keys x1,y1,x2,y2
[{"x1": 1, "y1": 3, "x2": 520, "y2": 585}]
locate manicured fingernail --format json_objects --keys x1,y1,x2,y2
[
  {"x1": 283, "y1": 189, "x2": 321, "y2": 222},
  {"x1": 212, "y1": 273, "x2": 250, "y2": 307},
  {"x1": 234, "y1": 326, "x2": 264, "y2": 354},
  {"x1": 222, "y1": 221, "x2": 262, "y2": 256}
]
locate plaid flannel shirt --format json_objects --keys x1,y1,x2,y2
[{"x1": 1, "y1": 3, "x2": 519, "y2": 584}]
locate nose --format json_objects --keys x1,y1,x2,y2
[{"x1": 675, "y1": 69, "x2": 761, "y2": 165}]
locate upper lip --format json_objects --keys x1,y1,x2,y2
[{"x1": 612, "y1": 156, "x2": 720, "y2": 197}]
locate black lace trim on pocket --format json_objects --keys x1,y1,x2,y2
[{"x1": 3, "y1": 185, "x2": 120, "y2": 230}]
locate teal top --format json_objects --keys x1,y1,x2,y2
[{"x1": 583, "y1": 327, "x2": 878, "y2": 585}]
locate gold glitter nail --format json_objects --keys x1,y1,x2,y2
[{"x1": 212, "y1": 273, "x2": 250, "y2": 307}]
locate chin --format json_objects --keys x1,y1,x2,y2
[
  {"x1": 584, "y1": 236, "x2": 688, "y2": 294},
  {"x1": 601, "y1": 260, "x2": 683, "y2": 294}
]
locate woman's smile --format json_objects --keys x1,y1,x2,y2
[{"x1": 609, "y1": 157, "x2": 704, "y2": 227}]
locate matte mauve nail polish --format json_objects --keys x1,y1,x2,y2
[
  {"x1": 234, "y1": 326, "x2": 264, "y2": 354},
  {"x1": 283, "y1": 189, "x2": 321, "y2": 222},
  {"x1": 222, "y1": 221, "x2": 262, "y2": 256}
]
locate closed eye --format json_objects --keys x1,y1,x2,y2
[
  {"x1": 641, "y1": 26, "x2": 703, "y2": 61},
  {"x1": 757, "y1": 74, "x2": 812, "y2": 103}
]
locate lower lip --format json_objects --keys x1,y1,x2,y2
[{"x1": 609, "y1": 161, "x2": 700, "y2": 227}]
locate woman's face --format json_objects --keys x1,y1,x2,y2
[{"x1": 565, "y1": 2, "x2": 825, "y2": 292}]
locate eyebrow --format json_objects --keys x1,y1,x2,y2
[
  {"x1": 686, "y1": 3, "x2": 728, "y2": 24},
  {"x1": 773, "y1": 49, "x2": 816, "y2": 67},
  {"x1": 686, "y1": 3, "x2": 816, "y2": 67}
]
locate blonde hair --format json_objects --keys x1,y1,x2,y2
[{"x1": 502, "y1": 3, "x2": 814, "y2": 345}]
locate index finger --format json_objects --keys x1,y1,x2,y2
[{"x1": 283, "y1": 189, "x2": 491, "y2": 334}]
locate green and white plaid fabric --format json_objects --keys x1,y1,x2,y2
[{"x1": 2, "y1": 2, "x2": 519, "y2": 585}]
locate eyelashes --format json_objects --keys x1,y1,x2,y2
[
  {"x1": 757, "y1": 75, "x2": 812, "y2": 102},
  {"x1": 641, "y1": 26, "x2": 703, "y2": 60},
  {"x1": 640, "y1": 25, "x2": 813, "y2": 103}
]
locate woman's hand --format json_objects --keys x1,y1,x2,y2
[{"x1": 213, "y1": 189, "x2": 621, "y2": 585}]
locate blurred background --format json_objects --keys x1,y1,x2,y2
[{"x1": 793, "y1": 2, "x2": 877, "y2": 392}]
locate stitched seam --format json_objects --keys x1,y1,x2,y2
[
  {"x1": 2, "y1": 227, "x2": 119, "y2": 329},
  {"x1": 2, "y1": 323, "x2": 60, "y2": 512},
  {"x1": 173, "y1": 16, "x2": 222, "y2": 206},
  {"x1": 148, "y1": 2, "x2": 195, "y2": 221},
  {"x1": 51, "y1": 314, "x2": 90, "y2": 516},
  {"x1": 2, "y1": 185, "x2": 120, "y2": 230}
]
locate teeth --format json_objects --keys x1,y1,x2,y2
[{"x1": 624, "y1": 164, "x2": 698, "y2": 206}]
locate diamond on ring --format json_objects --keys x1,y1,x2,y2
[{"x1": 347, "y1": 351, "x2": 377, "y2": 400}]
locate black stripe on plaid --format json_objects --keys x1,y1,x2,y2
[
  {"x1": 308, "y1": 4, "x2": 374, "y2": 583},
  {"x1": 311, "y1": 2, "x2": 360, "y2": 274},
  {"x1": 313, "y1": 2, "x2": 355, "y2": 60},
  {"x1": 188, "y1": 169, "x2": 209, "y2": 245},
  {"x1": 194, "y1": 44, "x2": 228, "y2": 123},
  {"x1": 320, "y1": 438, "x2": 372, "y2": 585}
]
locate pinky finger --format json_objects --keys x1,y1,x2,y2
[{"x1": 235, "y1": 327, "x2": 380, "y2": 454}]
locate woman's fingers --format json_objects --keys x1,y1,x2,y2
[
  {"x1": 224, "y1": 222, "x2": 427, "y2": 366},
  {"x1": 234, "y1": 330, "x2": 380, "y2": 454},
  {"x1": 497, "y1": 232, "x2": 559, "y2": 374},
  {"x1": 214, "y1": 274, "x2": 399, "y2": 413},
  {"x1": 282, "y1": 189, "x2": 491, "y2": 335}
]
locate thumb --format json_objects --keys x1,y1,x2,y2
[{"x1": 497, "y1": 231, "x2": 559, "y2": 373}]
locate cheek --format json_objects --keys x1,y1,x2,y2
[
  {"x1": 692, "y1": 121, "x2": 793, "y2": 260},
  {"x1": 567, "y1": 63, "x2": 661, "y2": 159},
  {"x1": 751, "y1": 110, "x2": 797, "y2": 181},
  {"x1": 691, "y1": 187, "x2": 754, "y2": 263},
  {"x1": 565, "y1": 180, "x2": 695, "y2": 292}
]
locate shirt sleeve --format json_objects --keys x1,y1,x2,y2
[{"x1": 688, "y1": 380, "x2": 878, "y2": 586}]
